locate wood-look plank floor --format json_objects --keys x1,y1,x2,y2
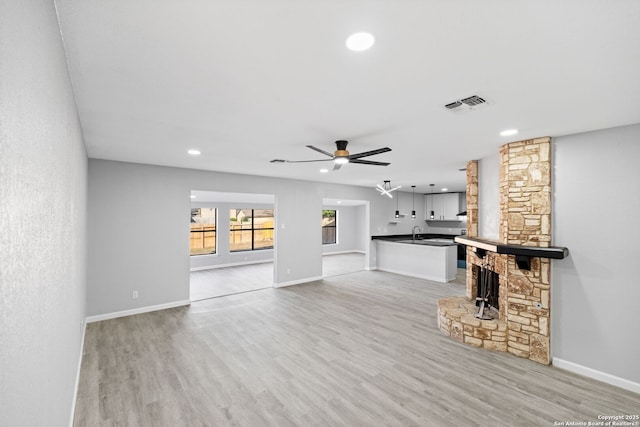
[
  {"x1": 190, "y1": 262, "x2": 273, "y2": 301},
  {"x1": 190, "y1": 253, "x2": 366, "y2": 301},
  {"x1": 321, "y1": 252, "x2": 365, "y2": 278},
  {"x1": 75, "y1": 270, "x2": 639, "y2": 426}
]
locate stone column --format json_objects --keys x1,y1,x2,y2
[
  {"x1": 499, "y1": 137, "x2": 552, "y2": 364},
  {"x1": 465, "y1": 160, "x2": 478, "y2": 299}
]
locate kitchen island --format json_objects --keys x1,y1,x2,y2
[{"x1": 374, "y1": 237, "x2": 458, "y2": 283}]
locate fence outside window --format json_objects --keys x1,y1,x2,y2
[
  {"x1": 190, "y1": 208, "x2": 216, "y2": 256},
  {"x1": 230, "y1": 209, "x2": 274, "y2": 252},
  {"x1": 322, "y1": 210, "x2": 337, "y2": 245}
]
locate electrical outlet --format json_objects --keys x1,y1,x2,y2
[{"x1": 132, "y1": 290, "x2": 139, "y2": 299}]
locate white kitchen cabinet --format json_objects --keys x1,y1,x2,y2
[{"x1": 425, "y1": 193, "x2": 461, "y2": 220}]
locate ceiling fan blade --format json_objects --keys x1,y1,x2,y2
[
  {"x1": 281, "y1": 159, "x2": 333, "y2": 163},
  {"x1": 348, "y1": 147, "x2": 391, "y2": 160},
  {"x1": 306, "y1": 145, "x2": 334, "y2": 158},
  {"x1": 350, "y1": 159, "x2": 390, "y2": 166},
  {"x1": 271, "y1": 158, "x2": 332, "y2": 163}
]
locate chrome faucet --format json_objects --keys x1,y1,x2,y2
[{"x1": 412, "y1": 225, "x2": 421, "y2": 241}]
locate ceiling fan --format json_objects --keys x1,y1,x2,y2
[{"x1": 270, "y1": 140, "x2": 391, "y2": 170}]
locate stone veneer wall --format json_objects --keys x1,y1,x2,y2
[{"x1": 438, "y1": 137, "x2": 553, "y2": 365}]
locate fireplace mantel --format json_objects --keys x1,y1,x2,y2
[{"x1": 454, "y1": 235, "x2": 568, "y2": 270}]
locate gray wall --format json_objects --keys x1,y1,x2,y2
[
  {"x1": 552, "y1": 123, "x2": 640, "y2": 385},
  {"x1": 87, "y1": 160, "x2": 426, "y2": 317},
  {"x1": 0, "y1": 1, "x2": 88, "y2": 425},
  {"x1": 190, "y1": 202, "x2": 274, "y2": 270},
  {"x1": 322, "y1": 204, "x2": 367, "y2": 254}
]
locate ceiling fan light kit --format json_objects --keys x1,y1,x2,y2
[{"x1": 334, "y1": 157, "x2": 349, "y2": 164}]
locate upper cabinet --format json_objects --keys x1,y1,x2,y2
[{"x1": 425, "y1": 193, "x2": 462, "y2": 221}]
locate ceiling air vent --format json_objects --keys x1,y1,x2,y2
[
  {"x1": 444, "y1": 95, "x2": 488, "y2": 112},
  {"x1": 461, "y1": 95, "x2": 486, "y2": 106},
  {"x1": 445, "y1": 100, "x2": 463, "y2": 110}
]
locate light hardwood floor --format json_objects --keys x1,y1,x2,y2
[
  {"x1": 75, "y1": 269, "x2": 639, "y2": 426},
  {"x1": 190, "y1": 253, "x2": 366, "y2": 301}
]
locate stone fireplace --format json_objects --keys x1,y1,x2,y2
[{"x1": 437, "y1": 137, "x2": 568, "y2": 365}]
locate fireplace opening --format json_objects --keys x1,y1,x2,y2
[{"x1": 475, "y1": 264, "x2": 500, "y2": 318}]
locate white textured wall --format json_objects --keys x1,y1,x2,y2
[
  {"x1": 0, "y1": 1, "x2": 87, "y2": 425},
  {"x1": 552, "y1": 123, "x2": 640, "y2": 387}
]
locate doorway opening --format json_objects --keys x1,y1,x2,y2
[
  {"x1": 190, "y1": 190, "x2": 275, "y2": 301},
  {"x1": 321, "y1": 198, "x2": 369, "y2": 278}
]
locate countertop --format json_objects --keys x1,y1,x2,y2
[{"x1": 372, "y1": 233, "x2": 461, "y2": 247}]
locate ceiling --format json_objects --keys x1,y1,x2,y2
[{"x1": 56, "y1": 0, "x2": 640, "y2": 193}]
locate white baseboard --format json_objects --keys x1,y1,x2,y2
[
  {"x1": 553, "y1": 357, "x2": 640, "y2": 394},
  {"x1": 274, "y1": 275, "x2": 323, "y2": 288},
  {"x1": 69, "y1": 318, "x2": 86, "y2": 427},
  {"x1": 190, "y1": 259, "x2": 273, "y2": 272},
  {"x1": 322, "y1": 250, "x2": 366, "y2": 256},
  {"x1": 85, "y1": 300, "x2": 191, "y2": 323}
]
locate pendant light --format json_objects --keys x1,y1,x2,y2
[
  {"x1": 395, "y1": 190, "x2": 400, "y2": 218},
  {"x1": 429, "y1": 183, "x2": 435, "y2": 219},
  {"x1": 411, "y1": 186, "x2": 416, "y2": 219}
]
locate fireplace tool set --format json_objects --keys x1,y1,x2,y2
[{"x1": 476, "y1": 257, "x2": 496, "y2": 320}]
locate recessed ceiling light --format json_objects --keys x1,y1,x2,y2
[
  {"x1": 346, "y1": 32, "x2": 375, "y2": 51},
  {"x1": 441, "y1": 188, "x2": 448, "y2": 192},
  {"x1": 190, "y1": 195, "x2": 196, "y2": 199},
  {"x1": 320, "y1": 168, "x2": 329, "y2": 173},
  {"x1": 500, "y1": 129, "x2": 518, "y2": 137},
  {"x1": 187, "y1": 149, "x2": 201, "y2": 156}
]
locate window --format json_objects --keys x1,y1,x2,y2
[
  {"x1": 190, "y1": 208, "x2": 216, "y2": 255},
  {"x1": 229, "y1": 209, "x2": 274, "y2": 252},
  {"x1": 322, "y1": 210, "x2": 337, "y2": 245}
]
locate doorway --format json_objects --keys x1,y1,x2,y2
[
  {"x1": 190, "y1": 190, "x2": 275, "y2": 301},
  {"x1": 321, "y1": 198, "x2": 369, "y2": 278}
]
